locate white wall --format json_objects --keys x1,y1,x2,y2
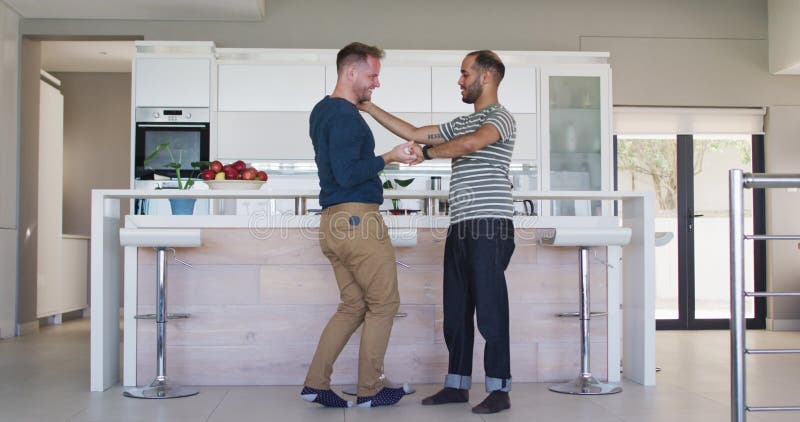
[
  {"x1": 55, "y1": 72, "x2": 131, "y2": 237},
  {"x1": 0, "y1": 1, "x2": 20, "y2": 338},
  {"x1": 764, "y1": 106, "x2": 800, "y2": 329},
  {"x1": 19, "y1": 0, "x2": 766, "y2": 53},
  {"x1": 768, "y1": 0, "x2": 800, "y2": 73}
]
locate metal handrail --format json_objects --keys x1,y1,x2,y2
[
  {"x1": 744, "y1": 234, "x2": 800, "y2": 240},
  {"x1": 745, "y1": 292, "x2": 800, "y2": 297},
  {"x1": 745, "y1": 349, "x2": 800, "y2": 355},
  {"x1": 729, "y1": 169, "x2": 800, "y2": 422}
]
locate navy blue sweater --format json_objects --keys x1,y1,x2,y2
[{"x1": 310, "y1": 96, "x2": 385, "y2": 208}]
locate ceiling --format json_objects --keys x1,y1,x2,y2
[
  {"x1": 16, "y1": 1, "x2": 265, "y2": 73},
  {"x1": 41, "y1": 41, "x2": 136, "y2": 73},
  {"x1": 5, "y1": 0, "x2": 265, "y2": 21}
]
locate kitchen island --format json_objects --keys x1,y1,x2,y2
[{"x1": 90, "y1": 189, "x2": 654, "y2": 391}]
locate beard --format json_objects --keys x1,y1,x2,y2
[
  {"x1": 357, "y1": 89, "x2": 372, "y2": 103},
  {"x1": 461, "y1": 78, "x2": 482, "y2": 104},
  {"x1": 355, "y1": 81, "x2": 373, "y2": 103}
]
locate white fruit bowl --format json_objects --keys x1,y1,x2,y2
[{"x1": 204, "y1": 180, "x2": 266, "y2": 190}]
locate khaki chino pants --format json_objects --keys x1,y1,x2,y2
[{"x1": 304, "y1": 203, "x2": 400, "y2": 397}]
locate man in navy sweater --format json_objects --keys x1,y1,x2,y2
[{"x1": 300, "y1": 42, "x2": 416, "y2": 409}]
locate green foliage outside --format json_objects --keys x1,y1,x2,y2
[{"x1": 617, "y1": 138, "x2": 750, "y2": 211}]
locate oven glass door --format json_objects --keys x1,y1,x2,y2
[{"x1": 135, "y1": 123, "x2": 210, "y2": 179}]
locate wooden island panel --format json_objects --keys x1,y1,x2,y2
[{"x1": 136, "y1": 228, "x2": 608, "y2": 385}]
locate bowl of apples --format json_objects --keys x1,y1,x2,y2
[{"x1": 201, "y1": 160, "x2": 268, "y2": 190}]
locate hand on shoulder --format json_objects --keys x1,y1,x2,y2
[{"x1": 357, "y1": 100, "x2": 374, "y2": 113}]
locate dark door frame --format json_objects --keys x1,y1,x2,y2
[{"x1": 613, "y1": 134, "x2": 766, "y2": 330}]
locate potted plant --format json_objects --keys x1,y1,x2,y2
[
  {"x1": 143, "y1": 142, "x2": 210, "y2": 215},
  {"x1": 380, "y1": 171, "x2": 415, "y2": 215}
]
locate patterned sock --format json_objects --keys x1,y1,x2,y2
[
  {"x1": 356, "y1": 384, "x2": 411, "y2": 408},
  {"x1": 300, "y1": 386, "x2": 353, "y2": 408}
]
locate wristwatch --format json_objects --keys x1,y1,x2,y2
[{"x1": 422, "y1": 145, "x2": 433, "y2": 160}]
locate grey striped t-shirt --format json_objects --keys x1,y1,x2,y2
[{"x1": 438, "y1": 103, "x2": 516, "y2": 224}]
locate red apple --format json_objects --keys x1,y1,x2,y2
[
  {"x1": 256, "y1": 171, "x2": 268, "y2": 182},
  {"x1": 209, "y1": 160, "x2": 223, "y2": 173},
  {"x1": 233, "y1": 160, "x2": 247, "y2": 172},
  {"x1": 224, "y1": 167, "x2": 239, "y2": 180},
  {"x1": 241, "y1": 168, "x2": 257, "y2": 180},
  {"x1": 200, "y1": 169, "x2": 215, "y2": 180}
]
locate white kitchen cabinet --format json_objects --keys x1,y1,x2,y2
[
  {"x1": 325, "y1": 65, "x2": 431, "y2": 112},
  {"x1": 218, "y1": 111, "x2": 314, "y2": 160},
  {"x1": 432, "y1": 112, "x2": 536, "y2": 162},
  {"x1": 499, "y1": 67, "x2": 537, "y2": 113},
  {"x1": 513, "y1": 114, "x2": 538, "y2": 161},
  {"x1": 218, "y1": 64, "x2": 325, "y2": 111},
  {"x1": 0, "y1": 228, "x2": 16, "y2": 338},
  {"x1": 36, "y1": 80, "x2": 89, "y2": 319},
  {"x1": 432, "y1": 66, "x2": 537, "y2": 114},
  {"x1": 135, "y1": 57, "x2": 211, "y2": 107},
  {"x1": 539, "y1": 64, "x2": 612, "y2": 216},
  {"x1": 431, "y1": 67, "x2": 472, "y2": 113},
  {"x1": 37, "y1": 80, "x2": 64, "y2": 318},
  {"x1": 0, "y1": 6, "x2": 17, "y2": 231},
  {"x1": 219, "y1": 110, "x2": 427, "y2": 160},
  {"x1": 363, "y1": 112, "x2": 431, "y2": 154}
]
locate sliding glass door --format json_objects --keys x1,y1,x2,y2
[{"x1": 615, "y1": 134, "x2": 765, "y2": 329}]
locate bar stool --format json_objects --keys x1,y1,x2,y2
[
  {"x1": 119, "y1": 228, "x2": 202, "y2": 399},
  {"x1": 540, "y1": 227, "x2": 631, "y2": 395}
]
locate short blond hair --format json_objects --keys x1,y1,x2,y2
[{"x1": 336, "y1": 42, "x2": 385, "y2": 74}]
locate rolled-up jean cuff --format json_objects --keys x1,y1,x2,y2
[
  {"x1": 486, "y1": 376, "x2": 512, "y2": 392},
  {"x1": 444, "y1": 374, "x2": 471, "y2": 390}
]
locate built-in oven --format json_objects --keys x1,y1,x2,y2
[
  {"x1": 134, "y1": 107, "x2": 210, "y2": 179},
  {"x1": 133, "y1": 107, "x2": 211, "y2": 215}
]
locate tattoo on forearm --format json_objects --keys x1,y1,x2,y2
[{"x1": 427, "y1": 133, "x2": 443, "y2": 140}]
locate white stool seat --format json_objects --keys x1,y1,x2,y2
[
  {"x1": 120, "y1": 228, "x2": 202, "y2": 248},
  {"x1": 654, "y1": 231, "x2": 674, "y2": 247},
  {"x1": 540, "y1": 227, "x2": 631, "y2": 247}
]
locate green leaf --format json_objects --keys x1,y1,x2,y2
[
  {"x1": 185, "y1": 180, "x2": 195, "y2": 189},
  {"x1": 191, "y1": 161, "x2": 210, "y2": 169},
  {"x1": 383, "y1": 180, "x2": 393, "y2": 189},
  {"x1": 143, "y1": 142, "x2": 171, "y2": 165},
  {"x1": 393, "y1": 178, "x2": 415, "y2": 188}
]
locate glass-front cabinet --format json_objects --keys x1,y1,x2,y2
[{"x1": 540, "y1": 65, "x2": 612, "y2": 216}]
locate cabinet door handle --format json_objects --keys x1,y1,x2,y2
[{"x1": 394, "y1": 312, "x2": 408, "y2": 318}]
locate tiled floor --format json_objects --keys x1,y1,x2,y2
[{"x1": 1, "y1": 318, "x2": 799, "y2": 421}]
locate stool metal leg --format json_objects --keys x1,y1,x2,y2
[
  {"x1": 124, "y1": 247, "x2": 198, "y2": 399},
  {"x1": 550, "y1": 247, "x2": 621, "y2": 395}
]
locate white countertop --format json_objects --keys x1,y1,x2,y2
[
  {"x1": 96, "y1": 188, "x2": 649, "y2": 200},
  {"x1": 125, "y1": 214, "x2": 619, "y2": 229}
]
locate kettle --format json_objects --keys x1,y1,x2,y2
[{"x1": 514, "y1": 199, "x2": 536, "y2": 216}]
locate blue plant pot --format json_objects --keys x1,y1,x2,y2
[{"x1": 169, "y1": 198, "x2": 197, "y2": 215}]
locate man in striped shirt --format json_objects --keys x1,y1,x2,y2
[{"x1": 358, "y1": 50, "x2": 516, "y2": 414}]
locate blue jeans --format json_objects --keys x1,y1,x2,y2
[{"x1": 442, "y1": 218, "x2": 515, "y2": 392}]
